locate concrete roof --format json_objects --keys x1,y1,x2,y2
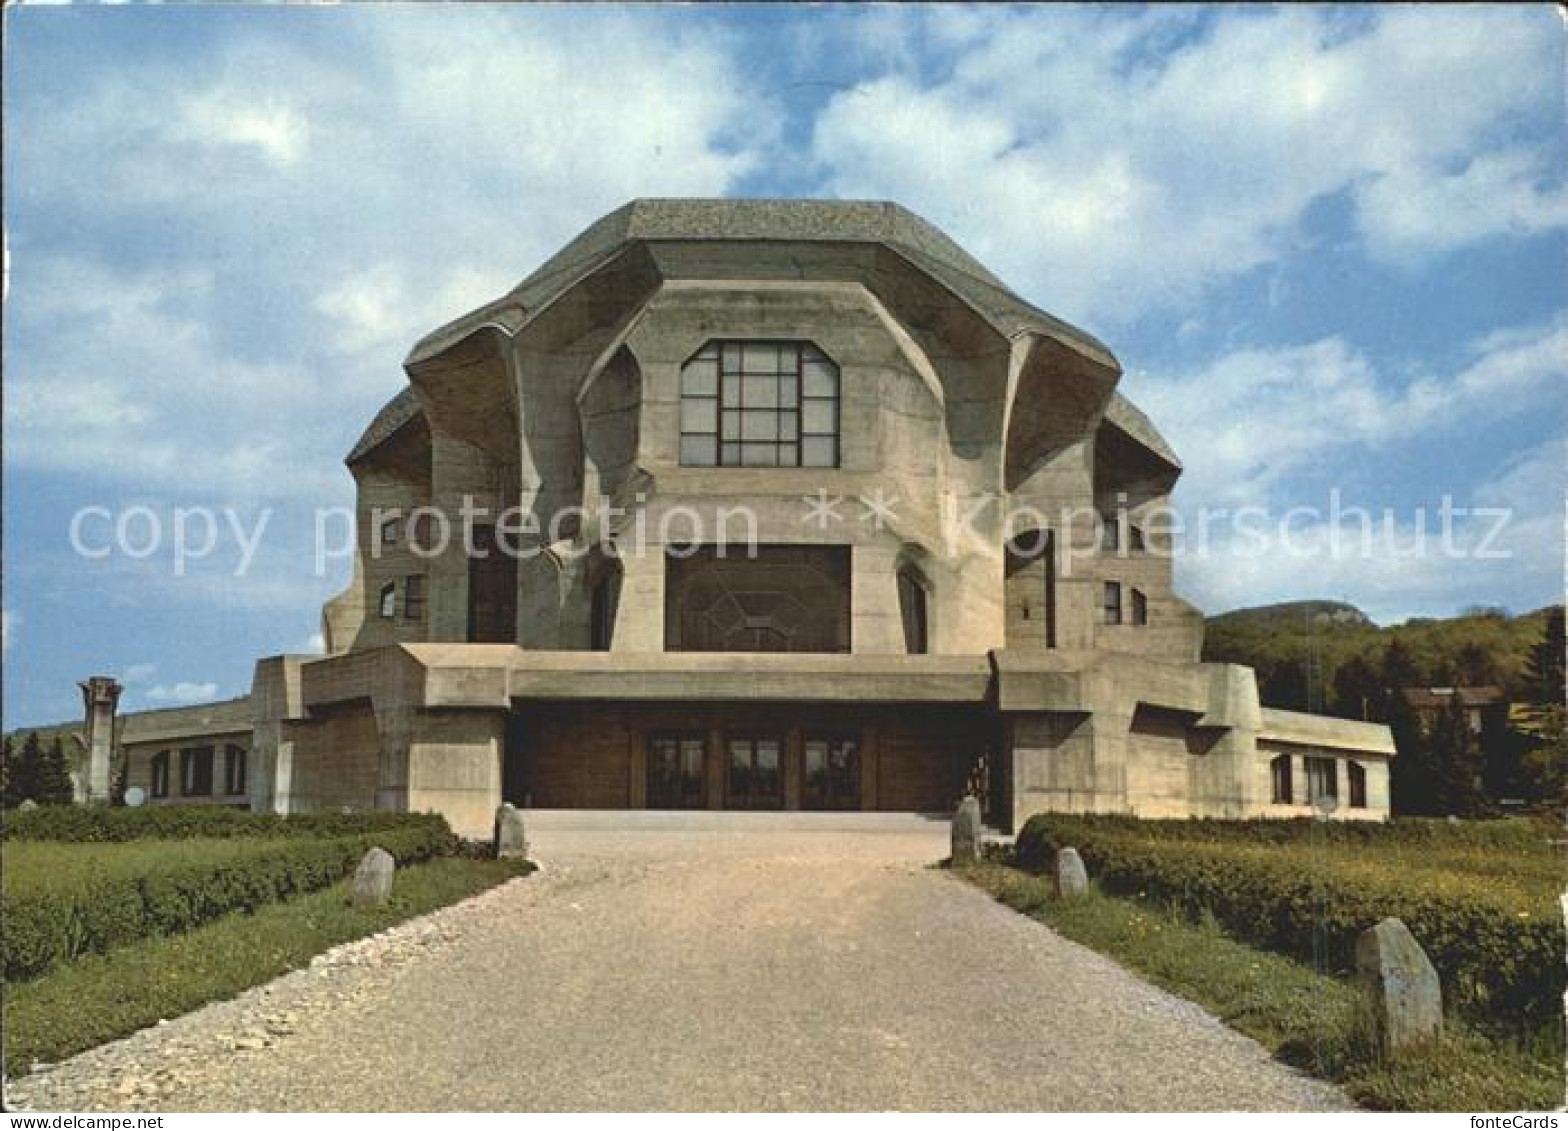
[
  {"x1": 347, "y1": 386, "x2": 421, "y2": 465},
  {"x1": 1103, "y1": 392, "x2": 1181, "y2": 470},
  {"x1": 405, "y1": 198, "x2": 1117, "y2": 371}
]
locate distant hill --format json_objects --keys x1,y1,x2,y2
[{"x1": 1203, "y1": 601, "x2": 1560, "y2": 713}]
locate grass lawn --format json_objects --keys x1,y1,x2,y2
[
  {"x1": 3, "y1": 856, "x2": 532, "y2": 1077},
  {"x1": 964, "y1": 861, "x2": 1563, "y2": 1112}
]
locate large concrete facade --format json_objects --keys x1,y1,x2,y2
[{"x1": 39, "y1": 200, "x2": 1396, "y2": 834}]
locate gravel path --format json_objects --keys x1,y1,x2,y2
[{"x1": 4, "y1": 812, "x2": 1347, "y2": 1112}]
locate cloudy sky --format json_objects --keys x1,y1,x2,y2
[{"x1": 4, "y1": 4, "x2": 1564, "y2": 726}]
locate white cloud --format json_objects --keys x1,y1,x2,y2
[
  {"x1": 1129, "y1": 316, "x2": 1568, "y2": 508},
  {"x1": 145, "y1": 681, "x2": 221, "y2": 705},
  {"x1": 1174, "y1": 437, "x2": 1566, "y2": 622},
  {"x1": 812, "y1": 6, "x2": 1565, "y2": 325},
  {"x1": 121, "y1": 663, "x2": 158, "y2": 685},
  {"x1": 5, "y1": 9, "x2": 777, "y2": 500}
]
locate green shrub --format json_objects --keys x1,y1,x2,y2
[
  {"x1": 1, "y1": 805, "x2": 452, "y2": 844},
  {"x1": 0, "y1": 817, "x2": 455, "y2": 981},
  {"x1": 1013, "y1": 813, "x2": 1564, "y2": 1033}
]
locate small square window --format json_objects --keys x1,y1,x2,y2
[
  {"x1": 682, "y1": 362, "x2": 718, "y2": 397},
  {"x1": 379, "y1": 516, "x2": 400, "y2": 548},
  {"x1": 741, "y1": 412, "x2": 777, "y2": 441},
  {"x1": 741, "y1": 443, "x2": 778, "y2": 466}
]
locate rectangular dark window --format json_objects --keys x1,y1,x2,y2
[
  {"x1": 680, "y1": 341, "x2": 839, "y2": 468},
  {"x1": 1131, "y1": 589, "x2": 1148, "y2": 626},
  {"x1": 1348, "y1": 761, "x2": 1367, "y2": 808},
  {"x1": 1305, "y1": 755, "x2": 1338, "y2": 805},
  {"x1": 151, "y1": 751, "x2": 170, "y2": 799},
  {"x1": 1103, "y1": 581, "x2": 1123, "y2": 626},
  {"x1": 225, "y1": 745, "x2": 248, "y2": 796},
  {"x1": 1102, "y1": 518, "x2": 1120, "y2": 552},
  {"x1": 379, "y1": 582, "x2": 397, "y2": 619},
  {"x1": 403, "y1": 575, "x2": 426, "y2": 620},
  {"x1": 180, "y1": 746, "x2": 214, "y2": 797},
  {"x1": 1129, "y1": 524, "x2": 1146, "y2": 552},
  {"x1": 379, "y1": 515, "x2": 400, "y2": 548}
]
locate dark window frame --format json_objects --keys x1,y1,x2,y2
[
  {"x1": 1270, "y1": 753, "x2": 1293, "y2": 805},
  {"x1": 180, "y1": 746, "x2": 214, "y2": 797},
  {"x1": 403, "y1": 574, "x2": 426, "y2": 620},
  {"x1": 151, "y1": 750, "x2": 170, "y2": 799},
  {"x1": 378, "y1": 515, "x2": 400, "y2": 549},
  {"x1": 897, "y1": 566, "x2": 930, "y2": 655},
  {"x1": 725, "y1": 733, "x2": 786, "y2": 810},
  {"x1": 679, "y1": 341, "x2": 840, "y2": 468},
  {"x1": 801, "y1": 733, "x2": 861, "y2": 811},
  {"x1": 1103, "y1": 581, "x2": 1123, "y2": 626},
  {"x1": 646, "y1": 731, "x2": 707, "y2": 810},
  {"x1": 378, "y1": 581, "x2": 397, "y2": 619},
  {"x1": 224, "y1": 744, "x2": 248, "y2": 796},
  {"x1": 1348, "y1": 761, "x2": 1368, "y2": 809},
  {"x1": 1131, "y1": 588, "x2": 1148, "y2": 626},
  {"x1": 1305, "y1": 755, "x2": 1339, "y2": 805}
]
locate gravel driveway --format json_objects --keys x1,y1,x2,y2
[{"x1": 5, "y1": 811, "x2": 1346, "y2": 1112}]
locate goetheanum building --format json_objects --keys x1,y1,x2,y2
[{"x1": 57, "y1": 200, "x2": 1397, "y2": 834}]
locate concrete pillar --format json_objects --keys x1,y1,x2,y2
[
  {"x1": 78, "y1": 676, "x2": 122, "y2": 804},
  {"x1": 613, "y1": 544, "x2": 666, "y2": 651}
]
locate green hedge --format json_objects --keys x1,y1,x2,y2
[
  {"x1": 1, "y1": 805, "x2": 452, "y2": 843},
  {"x1": 1015, "y1": 814, "x2": 1563, "y2": 1031},
  {"x1": 1, "y1": 819, "x2": 455, "y2": 982}
]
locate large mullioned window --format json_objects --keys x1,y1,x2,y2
[{"x1": 679, "y1": 341, "x2": 840, "y2": 468}]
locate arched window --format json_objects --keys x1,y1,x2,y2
[
  {"x1": 1348, "y1": 761, "x2": 1367, "y2": 809},
  {"x1": 679, "y1": 341, "x2": 839, "y2": 468},
  {"x1": 1270, "y1": 754, "x2": 1293, "y2": 805},
  {"x1": 897, "y1": 566, "x2": 930, "y2": 654},
  {"x1": 590, "y1": 564, "x2": 621, "y2": 652}
]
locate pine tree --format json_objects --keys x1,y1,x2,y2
[
  {"x1": 0, "y1": 736, "x2": 14, "y2": 808},
  {"x1": 1330, "y1": 655, "x2": 1382, "y2": 721},
  {"x1": 1517, "y1": 607, "x2": 1567, "y2": 808},
  {"x1": 1429, "y1": 694, "x2": 1489, "y2": 817},
  {"x1": 1387, "y1": 691, "x2": 1436, "y2": 816},
  {"x1": 36, "y1": 736, "x2": 75, "y2": 805},
  {"x1": 9, "y1": 733, "x2": 43, "y2": 806}
]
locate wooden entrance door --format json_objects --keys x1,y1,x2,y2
[
  {"x1": 725, "y1": 735, "x2": 784, "y2": 809},
  {"x1": 647, "y1": 733, "x2": 707, "y2": 809},
  {"x1": 802, "y1": 736, "x2": 860, "y2": 810}
]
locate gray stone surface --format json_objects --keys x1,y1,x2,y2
[
  {"x1": 3, "y1": 814, "x2": 1347, "y2": 1113},
  {"x1": 493, "y1": 803, "x2": 527, "y2": 859},
  {"x1": 1055, "y1": 847, "x2": 1089, "y2": 899},
  {"x1": 1355, "y1": 917, "x2": 1442, "y2": 1053},
  {"x1": 950, "y1": 795, "x2": 982, "y2": 865},
  {"x1": 351, "y1": 848, "x2": 395, "y2": 910}
]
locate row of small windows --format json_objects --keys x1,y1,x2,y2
[
  {"x1": 679, "y1": 341, "x2": 840, "y2": 468},
  {"x1": 149, "y1": 744, "x2": 247, "y2": 800},
  {"x1": 1270, "y1": 754, "x2": 1368, "y2": 809},
  {"x1": 1102, "y1": 582, "x2": 1148, "y2": 626},
  {"x1": 1101, "y1": 521, "x2": 1147, "y2": 553},
  {"x1": 379, "y1": 575, "x2": 426, "y2": 620}
]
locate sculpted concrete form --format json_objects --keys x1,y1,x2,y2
[{"x1": 46, "y1": 199, "x2": 1393, "y2": 837}]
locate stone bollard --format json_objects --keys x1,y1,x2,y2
[
  {"x1": 950, "y1": 795, "x2": 982, "y2": 866},
  {"x1": 352, "y1": 847, "x2": 395, "y2": 910},
  {"x1": 1356, "y1": 916, "x2": 1442, "y2": 1054},
  {"x1": 1054, "y1": 847, "x2": 1088, "y2": 898},
  {"x1": 494, "y1": 803, "x2": 528, "y2": 859}
]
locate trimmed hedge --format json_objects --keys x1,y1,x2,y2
[
  {"x1": 1, "y1": 817, "x2": 456, "y2": 981},
  {"x1": 1015, "y1": 814, "x2": 1564, "y2": 1032},
  {"x1": 2, "y1": 805, "x2": 451, "y2": 843}
]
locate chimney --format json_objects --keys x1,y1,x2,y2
[{"x1": 79, "y1": 676, "x2": 123, "y2": 804}]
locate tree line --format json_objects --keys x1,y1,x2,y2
[{"x1": 0, "y1": 733, "x2": 76, "y2": 807}]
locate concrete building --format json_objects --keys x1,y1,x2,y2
[{"x1": 30, "y1": 200, "x2": 1395, "y2": 834}]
